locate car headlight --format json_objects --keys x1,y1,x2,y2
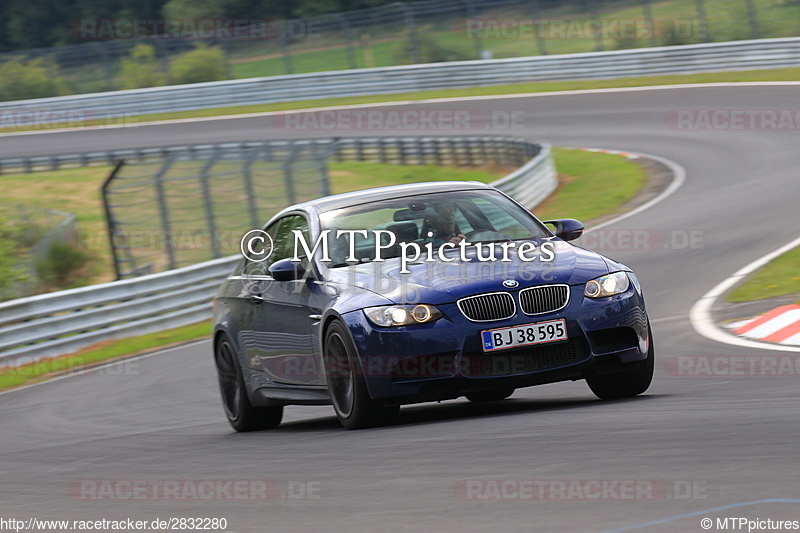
[
  {"x1": 584, "y1": 271, "x2": 630, "y2": 298},
  {"x1": 364, "y1": 304, "x2": 443, "y2": 327}
]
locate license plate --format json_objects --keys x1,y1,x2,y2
[{"x1": 481, "y1": 319, "x2": 567, "y2": 352}]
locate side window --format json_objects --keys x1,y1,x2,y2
[
  {"x1": 472, "y1": 198, "x2": 530, "y2": 238},
  {"x1": 271, "y1": 215, "x2": 310, "y2": 265},
  {"x1": 454, "y1": 207, "x2": 474, "y2": 234}
]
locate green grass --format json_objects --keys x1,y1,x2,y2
[
  {"x1": 6, "y1": 67, "x2": 800, "y2": 134},
  {"x1": 534, "y1": 148, "x2": 647, "y2": 223},
  {"x1": 0, "y1": 321, "x2": 211, "y2": 391},
  {"x1": 727, "y1": 246, "x2": 800, "y2": 303}
]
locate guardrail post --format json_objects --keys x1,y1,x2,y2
[
  {"x1": 281, "y1": 21, "x2": 295, "y2": 75},
  {"x1": 154, "y1": 156, "x2": 177, "y2": 270},
  {"x1": 640, "y1": 0, "x2": 658, "y2": 48},
  {"x1": 744, "y1": 0, "x2": 761, "y2": 39},
  {"x1": 464, "y1": 139, "x2": 474, "y2": 167},
  {"x1": 462, "y1": 0, "x2": 484, "y2": 59},
  {"x1": 199, "y1": 153, "x2": 220, "y2": 259},
  {"x1": 398, "y1": 139, "x2": 407, "y2": 165},
  {"x1": 242, "y1": 149, "x2": 261, "y2": 230},
  {"x1": 356, "y1": 138, "x2": 365, "y2": 161},
  {"x1": 400, "y1": 3, "x2": 422, "y2": 64},
  {"x1": 586, "y1": 0, "x2": 605, "y2": 51},
  {"x1": 102, "y1": 160, "x2": 127, "y2": 279},
  {"x1": 339, "y1": 15, "x2": 358, "y2": 69},
  {"x1": 378, "y1": 138, "x2": 387, "y2": 163},
  {"x1": 529, "y1": 0, "x2": 548, "y2": 55},
  {"x1": 694, "y1": 0, "x2": 711, "y2": 42},
  {"x1": 282, "y1": 144, "x2": 299, "y2": 205}
]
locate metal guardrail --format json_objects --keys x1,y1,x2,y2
[
  {"x1": 0, "y1": 256, "x2": 238, "y2": 366},
  {"x1": 0, "y1": 137, "x2": 540, "y2": 175},
  {"x1": 2, "y1": 37, "x2": 800, "y2": 127},
  {"x1": 0, "y1": 137, "x2": 555, "y2": 368}
]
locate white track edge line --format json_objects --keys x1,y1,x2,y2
[
  {"x1": 0, "y1": 338, "x2": 211, "y2": 397},
  {"x1": 690, "y1": 235, "x2": 800, "y2": 353}
]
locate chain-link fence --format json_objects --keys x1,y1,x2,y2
[
  {"x1": 1, "y1": 0, "x2": 794, "y2": 101},
  {"x1": 103, "y1": 141, "x2": 336, "y2": 278},
  {"x1": 102, "y1": 136, "x2": 541, "y2": 279}
]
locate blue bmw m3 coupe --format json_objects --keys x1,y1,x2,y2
[{"x1": 212, "y1": 181, "x2": 653, "y2": 430}]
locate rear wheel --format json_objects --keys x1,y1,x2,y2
[
  {"x1": 325, "y1": 321, "x2": 399, "y2": 429},
  {"x1": 466, "y1": 388, "x2": 515, "y2": 403},
  {"x1": 586, "y1": 328, "x2": 654, "y2": 400},
  {"x1": 215, "y1": 334, "x2": 283, "y2": 431}
]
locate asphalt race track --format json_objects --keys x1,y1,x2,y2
[{"x1": 2, "y1": 85, "x2": 799, "y2": 532}]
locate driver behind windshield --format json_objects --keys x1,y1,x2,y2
[{"x1": 425, "y1": 202, "x2": 465, "y2": 245}]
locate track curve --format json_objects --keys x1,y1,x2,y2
[{"x1": 2, "y1": 85, "x2": 799, "y2": 532}]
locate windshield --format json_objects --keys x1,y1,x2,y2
[{"x1": 318, "y1": 190, "x2": 550, "y2": 266}]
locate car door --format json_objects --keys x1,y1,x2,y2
[{"x1": 243, "y1": 214, "x2": 324, "y2": 386}]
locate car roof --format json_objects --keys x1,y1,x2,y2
[{"x1": 300, "y1": 181, "x2": 495, "y2": 213}]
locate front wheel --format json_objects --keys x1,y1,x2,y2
[
  {"x1": 325, "y1": 321, "x2": 399, "y2": 430},
  {"x1": 215, "y1": 334, "x2": 283, "y2": 431},
  {"x1": 586, "y1": 328, "x2": 654, "y2": 400}
]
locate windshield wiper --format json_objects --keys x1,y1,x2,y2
[{"x1": 329, "y1": 257, "x2": 378, "y2": 268}]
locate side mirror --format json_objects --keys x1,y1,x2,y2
[
  {"x1": 268, "y1": 258, "x2": 306, "y2": 282},
  {"x1": 543, "y1": 218, "x2": 584, "y2": 242}
]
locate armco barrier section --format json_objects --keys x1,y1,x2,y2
[
  {"x1": 0, "y1": 138, "x2": 556, "y2": 367},
  {"x1": 1, "y1": 37, "x2": 800, "y2": 130}
]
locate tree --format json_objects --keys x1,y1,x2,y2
[{"x1": 119, "y1": 44, "x2": 166, "y2": 89}]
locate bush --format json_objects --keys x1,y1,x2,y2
[
  {"x1": 0, "y1": 56, "x2": 70, "y2": 101},
  {"x1": 169, "y1": 44, "x2": 227, "y2": 85},
  {"x1": 119, "y1": 44, "x2": 166, "y2": 90},
  {"x1": 36, "y1": 241, "x2": 90, "y2": 288},
  {"x1": 394, "y1": 26, "x2": 472, "y2": 64},
  {"x1": 0, "y1": 219, "x2": 30, "y2": 295}
]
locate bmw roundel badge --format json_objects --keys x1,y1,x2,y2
[{"x1": 502, "y1": 279, "x2": 519, "y2": 289}]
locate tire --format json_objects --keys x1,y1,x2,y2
[
  {"x1": 466, "y1": 388, "x2": 515, "y2": 403},
  {"x1": 324, "y1": 321, "x2": 399, "y2": 430},
  {"x1": 214, "y1": 334, "x2": 283, "y2": 432},
  {"x1": 586, "y1": 327, "x2": 654, "y2": 400}
]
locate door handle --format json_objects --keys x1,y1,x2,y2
[{"x1": 249, "y1": 293, "x2": 265, "y2": 304}]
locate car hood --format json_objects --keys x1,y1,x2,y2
[{"x1": 322, "y1": 240, "x2": 612, "y2": 305}]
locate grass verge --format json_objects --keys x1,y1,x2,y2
[
  {"x1": 0, "y1": 148, "x2": 644, "y2": 392},
  {"x1": 726, "y1": 246, "x2": 800, "y2": 303},
  {"x1": 4, "y1": 67, "x2": 800, "y2": 134},
  {"x1": 535, "y1": 148, "x2": 647, "y2": 223},
  {"x1": 0, "y1": 321, "x2": 211, "y2": 391}
]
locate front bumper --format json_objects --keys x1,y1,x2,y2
[{"x1": 341, "y1": 283, "x2": 650, "y2": 403}]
